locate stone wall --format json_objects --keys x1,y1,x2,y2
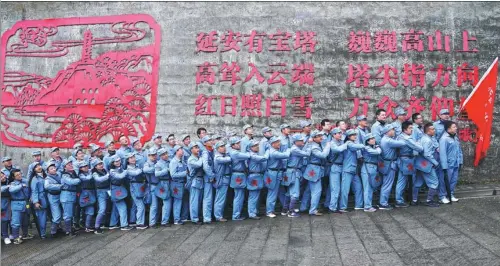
[{"x1": 1, "y1": 2, "x2": 500, "y2": 183}]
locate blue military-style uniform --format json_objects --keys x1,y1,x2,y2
[
  {"x1": 395, "y1": 132, "x2": 423, "y2": 205},
  {"x1": 1, "y1": 173, "x2": 11, "y2": 240},
  {"x1": 60, "y1": 161, "x2": 81, "y2": 234},
  {"x1": 327, "y1": 128, "x2": 348, "y2": 212},
  {"x1": 109, "y1": 155, "x2": 129, "y2": 228},
  {"x1": 229, "y1": 137, "x2": 251, "y2": 220},
  {"x1": 412, "y1": 123, "x2": 424, "y2": 142},
  {"x1": 8, "y1": 179, "x2": 30, "y2": 241},
  {"x1": 91, "y1": 159, "x2": 110, "y2": 230},
  {"x1": 169, "y1": 146, "x2": 188, "y2": 224},
  {"x1": 360, "y1": 134, "x2": 382, "y2": 210},
  {"x1": 201, "y1": 147, "x2": 215, "y2": 223},
  {"x1": 187, "y1": 143, "x2": 205, "y2": 223},
  {"x1": 433, "y1": 120, "x2": 447, "y2": 141},
  {"x1": 439, "y1": 131, "x2": 463, "y2": 200},
  {"x1": 144, "y1": 149, "x2": 158, "y2": 227},
  {"x1": 415, "y1": 134, "x2": 440, "y2": 203},
  {"x1": 155, "y1": 148, "x2": 173, "y2": 225},
  {"x1": 378, "y1": 125, "x2": 408, "y2": 208},
  {"x1": 213, "y1": 144, "x2": 232, "y2": 221},
  {"x1": 78, "y1": 162, "x2": 96, "y2": 230},
  {"x1": 265, "y1": 137, "x2": 291, "y2": 216},
  {"x1": 44, "y1": 161, "x2": 63, "y2": 235},
  {"x1": 284, "y1": 134, "x2": 311, "y2": 214},
  {"x1": 371, "y1": 120, "x2": 386, "y2": 144},
  {"x1": 125, "y1": 153, "x2": 147, "y2": 227},
  {"x1": 339, "y1": 130, "x2": 365, "y2": 211},
  {"x1": 247, "y1": 140, "x2": 268, "y2": 218},
  {"x1": 303, "y1": 131, "x2": 330, "y2": 215}
]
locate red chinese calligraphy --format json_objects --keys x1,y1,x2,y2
[
  {"x1": 377, "y1": 96, "x2": 399, "y2": 119},
  {"x1": 220, "y1": 30, "x2": 242, "y2": 52},
  {"x1": 196, "y1": 31, "x2": 218, "y2": 52},
  {"x1": 268, "y1": 30, "x2": 292, "y2": 51},
  {"x1": 291, "y1": 63, "x2": 315, "y2": 86},
  {"x1": 374, "y1": 65, "x2": 398, "y2": 87},
  {"x1": 457, "y1": 63, "x2": 479, "y2": 87},
  {"x1": 430, "y1": 64, "x2": 453, "y2": 87},
  {"x1": 402, "y1": 63, "x2": 426, "y2": 88},
  {"x1": 374, "y1": 30, "x2": 398, "y2": 53},
  {"x1": 458, "y1": 127, "x2": 478, "y2": 143},
  {"x1": 430, "y1": 96, "x2": 455, "y2": 120},
  {"x1": 194, "y1": 94, "x2": 217, "y2": 116},
  {"x1": 346, "y1": 64, "x2": 371, "y2": 88},
  {"x1": 348, "y1": 31, "x2": 372, "y2": 53},
  {"x1": 244, "y1": 30, "x2": 266, "y2": 53},
  {"x1": 406, "y1": 96, "x2": 426, "y2": 118},
  {"x1": 294, "y1": 31, "x2": 317, "y2": 53},
  {"x1": 220, "y1": 95, "x2": 238, "y2": 117},
  {"x1": 291, "y1": 94, "x2": 314, "y2": 119},
  {"x1": 240, "y1": 94, "x2": 263, "y2": 117},
  {"x1": 195, "y1": 62, "x2": 217, "y2": 84},
  {"x1": 347, "y1": 97, "x2": 371, "y2": 119},
  {"x1": 219, "y1": 62, "x2": 241, "y2": 85},
  {"x1": 401, "y1": 29, "x2": 424, "y2": 52},
  {"x1": 427, "y1": 30, "x2": 451, "y2": 52},
  {"x1": 243, "y1": 63, "x2": 266, "y2": 84},
  {"x1": 267, "y1": 63, "x2": 289, "y2": 85},
  {"x1": 456, "y1": 30, "x2": 478, "y2": 53},
  {"x1": 265, "y1": 94, "x2": 287, "y2": 117}
]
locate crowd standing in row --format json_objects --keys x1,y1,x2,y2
[{"x1": 1, "y1": 107, "x2": 463, "y2": 245}]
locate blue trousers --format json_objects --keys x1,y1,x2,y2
[
  {"x1": 308, "y1": 179, "x2": 322, "y2": 214},
  {"x1": 48, "y1": 197, "x2": 61, "y2": 234},
  {"x1": 1, "y1": 220, "x2": 9, "y2": 238},
  {"x1": 11, "y1": 210, "x2": 26, "y2": 239},
  {"x1": 352, "y1": 175, "x2": 364, "y2": 208},
  {"x1": 132, "y1": 197, "x2": 145, "y2": 226},
  {"x1": 82, "y1": 206, "x2": 94, "y2": 228},
  {"x1": 439, "y1": 167, "x2": 459, "y2": 199},
  {"x1": 265, "y1": 184, "x2": 280, "y2": 215},
  {"x1": 203, "y1": 182, "x2": 213, "y2": 222},
  {"x1": 324, "y1": 183, "x2": 331, "y2": 209},
  {"x1": 173, "y1": 197, "x2": 183, "y2": 223},
  {"x1": 214, "y1": 186, "x2": 228, "y2": 220},
  {"x1": 113, "y1": 200, "x2": 128, "y2": 227},
  {"x1": 300, "y1": 180, "x2": 310, "y2": 212},
  {"x1": 181, "y1": 188, "x2": 190, "y2": 221},
  {"x1": 339, "y1": 172, "x2": 354, "y2": 210},
  {"x1": 278, "y1": 185, "x2": 288, "y2": 211},
  {"x1": 190, "y1": 187, "x2": 202, "y2": 222},
  {"x1": 412, "y1": 172, "x2": 424, "y2": 202},
  {"x1": 247, "y1": 190, "x2": 261, "y2": 217},
  {"x1": 380, "y1": 169, "x2": 396, "y2": 206},
  {"x1": 329, "y1": 171, "x2": 342, "y2": 211},
  {"x1": 161, "y1": 197, "x2": 172, "y2": 225},
  {"x1": 290, "y1": 179, "x2": 300, "y2": 201},
  {"x1": 232, "y1": 188, "x2": 245, "y2": 219},
  {"x1": 95, "y1": 190, "x2": 108, "y2": 228},
  {"x1": 149, "y1": 185, "x2": 159, "y2": 226},
  {"x1": 62, "y1": 202, "x2": 75, "y2": 223},
  {"x1": 360, "y1": 169, "x2": 375, "y2": 209},
  {"x1": 35, "y1": 209, "x2": 47, "y2": 237},
  {"x1": 396, "y1": 170, "x2": 413, "y2": 204},
  {"x1": 129, "y1": 199, "x2": 137, "y2": 224},
  {"x1": 110, "y1": 203, "x2": 119, "y2": 227}
]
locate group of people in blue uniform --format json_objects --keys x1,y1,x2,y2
[{"x1": 1, "y1": 107, "x2": 463, "y2": 245}]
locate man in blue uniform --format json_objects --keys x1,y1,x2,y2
[
  {"x1": 433, "y1": 109, "x2": 451, "y2": 141},
  {"x1": 187, "y1": 142, "x2": 204, "y2": 225},
  {"x1": 240, "y1": 124, "x2": 254, "y2": 153},
  {"x1": 414, "y1": 123, "x2": 441, "y2": 207},
  {"x1": 247, "y1": 140, "x2": 267, "y2": 219},
  {"x1": 439, "y1": 121, "x2": 463, "y2": 203},
  {"x1": 284, "y1": 134, "x2": 310, "y2": 217},
  {"x1": 265, "y1": 136, "x2": 291, "y2": 218},
  {"x1": 371, "y1": 109, "x2": 387, "y2": 144},
  {"x1": 303, "y1": 131, "x2": 330, "y2": 216},
  {"x1": 213, "y1": 141, "x2": 232, "y2": 222},
  {"x1": 327, "y1": 128, "x2": 348, "y2": 213},
  {"x1": 391, "y1": 108, "x2": 408, "y2": 137},
  {"x1": 411, "y1": 113, "x2": 424, "y2": 142},
  {"x1": 229, "y1": 137, "x2": 252, "y2": 220}
]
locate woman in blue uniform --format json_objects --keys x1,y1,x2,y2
[
  {"x1": 9, "y1": 169, "x2": 30, "y2": 244},
  {"x1": 109, "y1": 155, "x2": 133, "y2": 231},
  {"x1": 78, "y1": 161, "x2": 96, "y2": 232},
  {"x1": 29, "y1": 162, "x2": 48, "y2": 239},
  {"x1": 125, "y1": 153, "x2": 148, "y2": 230},
  {"x1": 44, "y1": 160, "x2": 63, "y2": 238},
  {"x1": 60, "y1": 160, "x2": 81, "y2": 236},
  {"x1": 92, "y1": 158, "x2": 110, "y2": 234},
  {"x1": 1, "y1": 170, "x2": 11, "y2": 244}
]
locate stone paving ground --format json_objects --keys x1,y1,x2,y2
[{"x1": 2, "y1": 194, "x2": 500, "y2": 266}]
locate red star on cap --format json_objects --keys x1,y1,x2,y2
[
  {"x1": 235, "y1": 177, "x2": 243, "y2": 184},
  {"x1": 251, "y1": 179, "x2": 258, "y2": 186},
  {"x1": 308, "y1": 170, "x2": 316, "y2": 177},
  {"x1": 115, "y1": 190, "x2": 122, "y2": 196}
]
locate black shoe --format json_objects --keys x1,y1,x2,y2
[
  {"x1": 328, "y1": 209, "x2": 341, "y2": 214},
  {"x1": 129, "y1": 223, "x2": 137, "y2": 227},
  {"x1": 248, "y1": 216, "x2": 261, "y2": 220},
  {"x1": 161, "y1": 223, "x2": 171, "y2": 227},
  {"x1": 378, "y1": 204, "x2": 393, "y2": 210},
  {"x1": 94, "y1": 228, "x2": 104, "y2": 234},
  {"x1": 121, "y1": 226, "x2": 134, "y2": 231},
  {"x1": 425, "y1": 201, "x2": 440, "y2": 208},
  {"x1": 192, "y1": 221, "x2": 203, "y2": 225},
  {"x1": 65, "y1": 231, "x2": 78, "y2": 237},
  {"x1": 410, "y1": 201, "x2": 419, "y2": 206},
  {"x1": 395, "y1": 202, "x2": 409, "y2": 208}
]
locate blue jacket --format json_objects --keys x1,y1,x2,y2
[
  {"x1": 379, "y1": 136, "x2": 407, "y2": 173},
  {"x1": 110, "y1": 167, "x2": 128, "y2": 201},
  {"x1": 127, "y1": 164, "x2": 146, "y2": 198},
  {"x1": 412, "y1": 123, "x2": 424, "y2": 142},
  {"x1": 342, "y1": 141, "x2": 365, "y2": 174},
  {"x1": 60, "y1": 171, "x2": 80, "y2": 203},
  {"x1": 240, "y1": 135, "x2": 253, "y2": 153},
  {"x1": 391, "y1": 120, "x2": 403, "y2": 138},
  {"x1": 433, "y1": 120, "x2": 446, "y2": 141},
  {"x1": 133, "y1": 150, "x2": 147, "y2": 169},
  {"x1": 187, "y1": 154, "x2": 204, "y2": 189},
  {"x1": 30, "y1": 174, "x2": 48, "y2": 209},
  {"x1": 9, "y1": 180, "x2": 29, "y2": 212},
  {"x1": 79, "y1": 170, "x2": 96, "y2": 207},
  {"x1": 284, "y1": 145, "x2": 310, "y2": 186},
  {"x1": 329, "y1": 139, "x2": 348, "y2": 173},
  {"x1": 439, "y1": 132, "x2": 463, "y2": 169},
  {"x1": 397, "y1": 133, "x2": 423, "y2": 175},
  {"x1": 229, "y1": 149, "x2": 251, "y2": 188},
  {"x1": 44, "y1": 173, "x2": 62, "y2": 196},
  {"x1": 93, "y1": 169, "x2": 110, "y2": 190},
  {"x1": 416, "y1": 134, "x2": 440, "y2": 172},
  {"x1": 144, "y1": 159, "x2": 158, "y2": 185},
  {"x1": 116, "y1": 146, "x2": 133, "y2": 169},
  {"x1": 247, "y1": 151, "x2": 267, "y2": 190},
  {"x1": 362, "y1": 145, "x2": 382, "y2": 176},
  {"x1": 371, "y1": 121, "x2": 385, "y2": 144},
  {"x1": 169, "y1": 156, "x2": 187, "y2": 183},
  {"x1": 214, "y1": 151, "x2": 232, "y2": 188},
  {"x1": 201, "y1": 149, "x2": 215, "y2": 182},
  {"x1": 303, "y1": 142, "x2": 330, "y2": 182},
  {"x1": 154, "y1": 159, "x2": 171, "y2": 199}
]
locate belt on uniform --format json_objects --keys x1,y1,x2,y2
[
  {"x1": 61, "y1": 188, "x2": 77, "y2": 192},
  {"x1": 130, "y1": 181, "x2": 145, "y2": 184},
  {"x1": 10, "y1": 199, "x2": 26, "y2": 202},
  {"x1": 287, "y1": 166, "x2": 299, "y2": 169},
  {"x1": 223, "y1": 174, "x2": 231, "y2": 176},
  {"x1": 365, "y1": 162, "x2": 378, "y2": 166},
  {"x1": 310, "y1": 163, "x2": 323, "y2": 166},
  {"x1": 150, "y1": 182, "x2": 159, "y2": 185},
  {"x1": 400, "y1": 155, "x2": 414, "y2": 158},
  {"x1": 249, "y1": 171, "x2": 264, "y2": 174},
  {"x1": 47, "y1": 191, "x2": 61, "y2": 195},
  {"x1": 332, "y1": 163, "x2": 343, "y2": 166},
  {"x1": 268, "y1": 168, "x2": 281, "y2": 171},
  {"x1": 159, "y1": 178, "x2": 171, "y2": 181}
]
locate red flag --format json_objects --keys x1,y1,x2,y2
[{"x1": 459, "y1": 57, "x2": 498, "y2": 166}]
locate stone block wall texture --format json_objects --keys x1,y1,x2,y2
[{"x1": 1, "y1": 2, "x2": 500, "y2": 183}]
